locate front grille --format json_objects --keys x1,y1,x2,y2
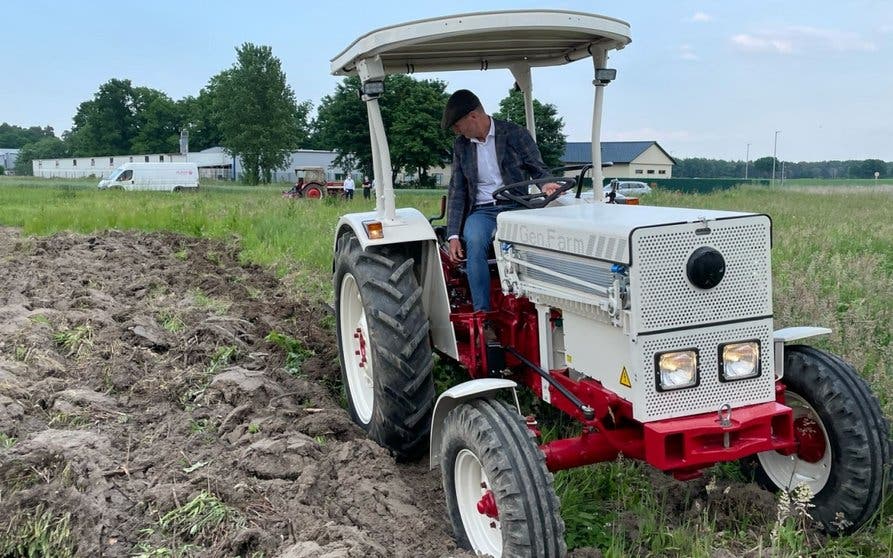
[
  {"x1": 637, "y1": 320, "x2": 775, "y2": 422},
  {"x1": 631, "y1": 218, "x2": 772, "y2": 332}
]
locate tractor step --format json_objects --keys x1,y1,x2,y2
[{"x1": 486, "y1": 341, "x2": 506, "y2": 376}]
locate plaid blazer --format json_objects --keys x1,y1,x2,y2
[{"x1": 446, "y1": 118, "x2": 550, "y2": 238}]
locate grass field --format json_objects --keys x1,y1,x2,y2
[{"x1": 1, "y1": 175, "x2": 891, "y2": 556}]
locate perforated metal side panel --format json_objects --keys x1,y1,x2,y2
[
  {"x1": 630, "y1": 216, "x2": 772, "y2": 333},
  {"x1": 633, "y1": 319, "x2": 775, "y2": 422}
]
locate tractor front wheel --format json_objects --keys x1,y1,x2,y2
[
  {"x1": 441, "y1": 398, "x2": 566, "y2": 558},
  {"x1": 743, "y1": 345, "x2": 892, "y2": 534},
  {"x1": 334, "y1": 233, "x2": 435, "y2": 461}
]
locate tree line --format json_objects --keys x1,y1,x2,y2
[
  {"x1": 6, "y1": 43, "x2": 566, "y2": 184},
  {"x1": 673, "y1": 156, "x2": 890, "y2": 180}
]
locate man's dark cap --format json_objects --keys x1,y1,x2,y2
[{"x1": 441, "y1": 89, "x2": 481, "y2": 129}]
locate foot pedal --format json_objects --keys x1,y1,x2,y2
[{"x1": 486, "y1": 341, "x2": 505, "y2": 376}]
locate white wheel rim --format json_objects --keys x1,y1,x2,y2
[
  {"x1": 757, "y1": 392, "x2": 832, "y2": 494},
  {"x1": 339, "y1": 272, "x2": 374, "y2": 424},
  {"x1": 454, "y1": 449, "x2": 502, "y2": 557}
]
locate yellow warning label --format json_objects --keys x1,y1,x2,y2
[
  {"x1": 619, "y1": 367, "x2": 632, "y2": 388},
  {"x1": 565, "y1": 354, "x2": 573, "y2": 364}
]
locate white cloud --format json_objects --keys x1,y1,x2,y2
[
  {"x1": 730, "y1": 27, "x2": 877, "y2": 54},
  {"x1": 690, "y1": 12, "x2": 712, "y2": 23},
  {"x1": 731, "y1": 34, "x2": 793, "y2": 54},
  {"x1": 679, "y1": 44, "x2": 699, "y2": 61}
]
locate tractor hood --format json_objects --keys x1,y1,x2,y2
[{"x1": 496, "y1": 204, "x2": 764, "y2": 265}]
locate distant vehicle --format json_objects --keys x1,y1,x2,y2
[
  {"x1": 604, "y1": 180, "x2": 651, "y2": 197},
  {"x1": 98, "y1": 163, "x2": 199, "y2": 192},
  {"x1": 292, "y1": 166, "x2": 346, "y2": 199}
]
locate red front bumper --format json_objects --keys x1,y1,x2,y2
[{"x1": 643, "y1": 402, "x2": 795, "y2": 474}]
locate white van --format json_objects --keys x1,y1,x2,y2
[{"x1": 98, "y1": 162, "x2": 199, "y2": 192}]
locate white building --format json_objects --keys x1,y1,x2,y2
[
  {"x1": 32, "y1": 148, "x2": 351, "y2": 182},
  {"x1": 562, "y1": 141, "x2": 676, "y2": 179}
]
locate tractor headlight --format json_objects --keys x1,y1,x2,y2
[
  {"x1": 655, "y1": 349, "x2": 699, "y2": 391},
  {"x1": 720, "y1": 341, "x2": 761, "y2": 381}
]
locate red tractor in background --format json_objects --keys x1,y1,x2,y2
[{"x1": 283, "y1": 167, "x2": 344, "y2": 199}]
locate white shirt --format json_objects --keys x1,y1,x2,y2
[
  {"x1": 343, "y1": 176, "x2": 355, "y2": 191},
  {"x1": 471, "y1": 117, "x2": 504, "y2": 205}
]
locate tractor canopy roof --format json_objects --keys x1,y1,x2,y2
[{"x1": 330, "y1": 10, "x2": 631, "y2": 76}]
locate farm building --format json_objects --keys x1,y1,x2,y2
[
  {"x1": 0, "y1": 148, "x2": 18, "y2": 174},
  {"x1": 562, "y1": 141, "x2": 676, "y2": 179},
  {"x1": 405, "y1": 140, "x2": 673, "y2": 186},
  {"x1": 32, "y1": 148, "x2": 351, "y2": 182}
]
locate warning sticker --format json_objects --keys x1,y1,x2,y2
[{"x1": 619, "y1": 367, "x2": 632, "y2": 388}]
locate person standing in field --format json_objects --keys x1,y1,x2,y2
[
  {"x1": 343, "y1": 175, "x2": 356, "y2": 200},
  {"x1": 362, "y1": 176, "x2": 372, "y2": 200}
]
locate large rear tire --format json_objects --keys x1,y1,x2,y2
[
  {"x1": 334, "y1": 233, "x2": 435, "y2": 460},
  {"x1": 742, "y1": 345, "x2": 892, "y2": 534},
  {"x1": 441, "y1": 398, "x2": 566, "y2": 558},
  {"x1": 302, "y1": 182, "x2": 325, "y2": 198}
]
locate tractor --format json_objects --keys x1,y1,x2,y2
[
  {"x1": 329, "y1": 10, "x2": 891, "y2": 557},
  {"x1": 289, "y1": 166, "x2": 344, "y2": 198}
]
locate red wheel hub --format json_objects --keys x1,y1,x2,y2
[
  {"x1": 353, "y1": 327, "x2": 368, "y2": 368},
  {"x1": 476, "y1": 489, "x2": 499, "y2": 519},
  {"x1": 794, "y1": 415, "x2": 826, "y2": 463},
  {"x1": 305, "y1": 187, "x2": 322, "y2": 198}
]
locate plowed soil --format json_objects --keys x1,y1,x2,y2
[{"x1": 0, "y1": 229, "x2": 775, "y2": 557}]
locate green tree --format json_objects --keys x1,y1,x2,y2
[
  {"x1": 211, "y1": 43, "x2": 302, "y2": 184},
  {"x1": 65, "y1": 79, "x2": 139, "y2": 156},
  {"x1": 493, "y1": 88, "x2": 566, "y2": 169},
  {"x1": 314, "y1": 75, "x2": 453, "y2": 182},
  {"x1": 856, "y1": 159, "x2": 885, "y2": 178},
  {"x1": 178, "y1": 89, "x2": 224, "y2": 152},
  {"x1": 15, "y1": 137, "x2": 69, "y2": 175},
  {"x1": 131, "y1": 88, "x2": 181, "y2": 154},
  {"x1": 313, "y1": 76, "x2": 370, "y2": 174},
  {"x1": 0, "y1": 123, "x2": 56, "y2": 148},
  {"x1": 752, "y1": 156, "x2": 777, "y2": 178},
  {"x1": 386, "y1": 75, "x2": 453, "y2": 185}
]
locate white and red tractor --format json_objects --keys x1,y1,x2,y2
[{"x1": 329, "y1": 10, "x2": 891, "y2": 557}]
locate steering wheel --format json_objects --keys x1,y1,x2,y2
[{"x1": 492, "y1": 176, "x2": 577, "y2": 209}]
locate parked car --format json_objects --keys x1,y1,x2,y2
[{"x1": 604, "y1": 180, "x2": 651, "y2": 197}]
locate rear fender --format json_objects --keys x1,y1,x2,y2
[
  {"x1": 429, "y1": 379, "x2": 519, "y2": 469},
  {"x1": 772, "y1": 326, "x2": 832, "y2": 378},
  {"x1": 334, "y1": 208, "x2": 458, "y2": 360}
]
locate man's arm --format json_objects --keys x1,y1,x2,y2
[
  {"x1": 446, "y1": 146, "x2": 468, "y2": 238},
  {"x1": 446, "y1": 144, "x2": 469, "y2": 261}
]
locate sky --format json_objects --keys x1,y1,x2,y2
[{"x1": 2, "y1": 0, "x2": 891, "y2": 162}]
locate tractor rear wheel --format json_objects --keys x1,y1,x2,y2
[
  {"x1": 334, "y1": 232, "x2": 435, "y2": 461},
  {"x1": 742, "y1": 345, "x2": 892, "y2": 534},
  {"x1": 441, "y1": 398, "x2": 566, "y2": 558},
  {"x1": 302, "y1": 182, "x2": 325, "y2": 198}
]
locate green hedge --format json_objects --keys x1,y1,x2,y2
[{"x1": 601, "y1": 177, "x2": 769, "y2": 194}]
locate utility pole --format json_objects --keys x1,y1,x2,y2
[
  {"x1": 771, "y1": 130, "x2": 780, "y2": 187},
  {"x1": 745, "y1": 143, "x2": 750, "y2": 180}
]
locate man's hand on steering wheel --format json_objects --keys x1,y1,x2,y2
[{"x1": 492, "y1": 176, "x2": 577, "y2": 209}]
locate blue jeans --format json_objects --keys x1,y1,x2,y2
[{"x1": 463, "y1": 203, "x2": 516, "y2": 311}]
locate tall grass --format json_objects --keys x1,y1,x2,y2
[
  {"x1": 0, "y1": 176, "x2": 443, "y2": 299},
  {"x1": 1, "y1": 176, "x2": 890, "y2": 555}
]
